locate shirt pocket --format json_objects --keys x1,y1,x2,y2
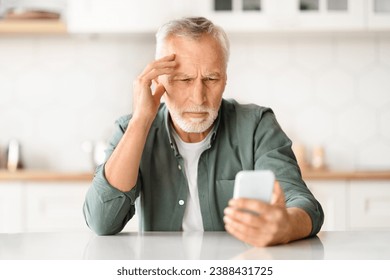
[{"x1": 215, "y1": 179, "x2": 235, "y2": 215}]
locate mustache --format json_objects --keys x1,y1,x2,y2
[{"x1": 180, "y1": 106, "x2": 215, "y2": 114}]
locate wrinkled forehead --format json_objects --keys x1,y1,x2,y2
[{"x1": 162, "y1": 34, "x2": 226, "y2": 71}]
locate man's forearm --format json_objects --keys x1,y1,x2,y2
[
  {"x1": 286, "y1": 207, "x2": 313, "y2": 242},
  {"x1": 105, "y1": 117, "x2": 153, "y2": 192}
]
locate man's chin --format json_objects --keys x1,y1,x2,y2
[
  {"x1": 179, "y1": 120, "x2": 213, "y2": 134},
  {"x1": 188, "y1": 117, "x2": 207, "y2": 124}
]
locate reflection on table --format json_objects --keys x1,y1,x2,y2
[
  {"x1": 1, "y1": 231, "x2": 390, "y2": 260},
  {"x1": 83, "y1": 231, "x2": 324, "y2": 260}
]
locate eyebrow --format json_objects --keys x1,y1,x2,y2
[
  {"x1": 204, "y1": 72, "x2": 222, "y2": 78},
  {"x1": 171, "y1": 73, "x2": 193, "y2": 79},
  {"x1": 170, "y1": 72, "x2": 222, "y2": 80}
]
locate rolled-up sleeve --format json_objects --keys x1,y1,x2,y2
[
  {"x1": 83, "y1": 115, "x2": 140, "y2": 235},
  {"x1": 254, "y1": 110, "x2": 324, "y2": 236}
]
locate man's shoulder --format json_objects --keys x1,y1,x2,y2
[
  {"x1": 114, "y1": 104, "x2": 167, "y2": 129},
  {"x1": 221, "y1": 98, "x2": 273, "y2": 119},
  {"x1": 114, "y1": 114, "x2": 131, "y2": 130}
]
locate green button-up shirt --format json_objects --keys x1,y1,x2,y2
[{"x1": 84, "y1": 99, "x2": 324, "y2": 235}]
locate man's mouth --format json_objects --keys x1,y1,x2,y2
[{"x1": 184, "y1": 112, "x2": 208, "y2": 118}]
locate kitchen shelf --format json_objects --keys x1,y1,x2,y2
[
  {"x1": 0, "y1": 170, "x2": 92, "y2": 182},
  {"x1": 0, "y1": 19, "x2": 67, "y2": 34},
  {"x1": 302, "y1": 169, "x2": 390, "y2": 180},
  {"x1": 1, "y1": 169, "x2": 390, "y2": 182}
]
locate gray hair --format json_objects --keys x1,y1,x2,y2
[{"x1": 155, "y1": 17, "x2": 230, "y2": 68}]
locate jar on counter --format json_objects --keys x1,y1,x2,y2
[
  {"x1": 311, "y1": 146, "x2": 326, "y2": 170},
  {"x1": 292, "y1": 143, "x2": 309, "y2": 171},
  {"x1": 6, "y1": 139, "x2": 24, "y2": 171}
]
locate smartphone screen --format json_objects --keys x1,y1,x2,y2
[{"x1": 233, "y1": 170, "x2": 275, "y2": 203}]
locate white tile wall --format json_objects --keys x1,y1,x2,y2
[{"x1": 1, "y1": 32, "x2": 390, "y2": 171}]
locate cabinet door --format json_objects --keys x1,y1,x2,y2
[
  {"x1": 66, "y1": 0, "x2": 162, "y2": 33},
  {"x1": 294, "y1": 0, "x2": 365, "y2": 30},
  {"x1": 66, "y1": 0, "x2": 209, "y2": 33},
  {"x1": 24, "y1": 182, "x2": 139, "y2": 232},
  {"x1": 349, "y1": 181, "x2": 390, "y2": 229},
  {"x1": 306, "y1": 180, "x2": 347, "y2": 231},
  {"x1": 209, "y1": 0, "x2": 365, "y2": 32},
  {"x1": 367, "y1": 0, "x2": 390, "y2": 28},
  {"x1": 0, "y1": 183, "x2": 23, "y2": 233},
  {"x1": 25, "y1": 182, "x2": 90, "y2": 232}
]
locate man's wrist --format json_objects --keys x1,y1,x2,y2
[
  {"x1": 130, "y1": 114, "x2": 155, "y2": 131},
  {"x1": 286, "y1": 207, "x2": 312, "y2": 241}
]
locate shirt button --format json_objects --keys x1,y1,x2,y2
[
  {"x1": 179, "y1": 200, "x2": 185, "y2": 206},
  {"x1": 178, "y1": 165, "x2": 182, "y2": 170}
]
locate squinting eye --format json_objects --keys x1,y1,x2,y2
[
  {"x1": 174, "y1": 78, "x2": 191, "y2": 83},
  {"x1": 205, "y1": 78, "x2": 218, "y2": 82}
]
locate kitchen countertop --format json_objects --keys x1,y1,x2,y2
[
  {"x1": 1, "y1": 231, "x2": 389, "y2": 260},
  {"x1": 0, "y1": 170, "x2": 93, "y2": 181},
  {"x1": 302, "y1": 169, "x2": 390, "y2": 180},
  {"x1": 1, "y1": 170, "x2": 390, "y2": 182}
]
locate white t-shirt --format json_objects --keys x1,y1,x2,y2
[{"x1": 171, "y1": 127, "x2": 212, "y2": 231}]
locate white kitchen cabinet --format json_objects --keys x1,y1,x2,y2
[
  {"x1": 293, "y1": 0, "x2": 366, "y2": 30},
  {"x1": 24, "y1": 182, "x2": 90, "y2": 232},
  {"x1": 0, "y1": 181, "x2": 138, "y2": 233},
  {"x1": 306, "y1": 180, "x2": 348, "y2": 231},
  {"x1": 349, "y1": 181, "x2": 390, "y2": 230},
  {"x1": 65, "y1": 0, "x2": 390, "y2": 33},
  {"x1": 24, "y1": 182, "x2": 139, "y2": 232},
  {"x1": 66, "y1": 0, "x2": 209, "y2": 33},
  {"x1": 0, "y1": 182, "x2": 24, "y2": 233},
  {"x1": 307, "y1": 179, "x2": 390, "y2": 231},
  {"x1": 212, "y1": 0, "x2": 366, "y2": 31},
  {"x1": 367, "y1": 0, "x2": 390, "y2": 29}
]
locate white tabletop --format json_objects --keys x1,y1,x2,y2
[{"x1": 1, "y1": 231, "x2": 389, "y2": 260}]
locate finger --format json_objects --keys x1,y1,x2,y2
[
  {"x1": 228, "y1": 198, "x2": 271, "y2": 215},
  {"x1": 224, "y1": 206, "x2": 265, "y2": 229},
  {"x1": 271, "y1": 181, "x2": 285, "y2": 206},
  {"x1": 139, "y1": 64, "x2": 176, "y2": 85},
  {"x1": 224, "y1": 216, "x2": 272, "y2": 247},
  {"x1": 223, "y1": 214, "x2": 259, "y2": 237},
  {"x1": 156, "y1": 53, "x2": 175, "y2": 62},
  {"x1": 153, "y1": 83, "x2": 166, "y2": 102},
  {"x1": 225, "y1": 224, "x2": 270, "y2": 247},
  {"x1": 138, "y1": 55, "x2": 177, "y2": 83},
  {"x1": 224, "y1": 206, "x2": 279, "y2": 239},
  {"x1": 140, "y1": 54, "x2": 176, "y2": 75}
]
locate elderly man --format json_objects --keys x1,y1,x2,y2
[{"x1": 84, "y1": 17, "x2": 324, "y2": 247}]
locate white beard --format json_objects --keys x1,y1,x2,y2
[{"x1": 168, "y1": 104, "x2": 219, "y2": 133}]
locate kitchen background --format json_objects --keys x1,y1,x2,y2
[
  {"x1": 2, "y1": 32, "x2": 390, "y2": 171},
  {"x1": 0, "y1": 1, "x2": 390, "y2": 172},
  {"x1": 1, "y1": 0, "x2": 390, "y2": 233}
]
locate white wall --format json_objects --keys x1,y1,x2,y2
[{"x1": 1, "y1": 32, "x2": 390, "y2": 171}]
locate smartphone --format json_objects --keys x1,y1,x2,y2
[{"x1": 233, "y1": 170, "x2": 275, "y2": 203}]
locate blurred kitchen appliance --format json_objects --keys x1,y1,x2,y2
[
  {"x1": 311, "y1": 146, "x2": 326, "y2": 170},
  {"x1": 292, "y1": 143, "x2": 309, "y2": 171},
  {"x1": 6, "y1": 139, "x2": 23, "y2": 171},
  {"x1": 0, "y1": 0, "x2": 66, "y2": 19},
  {"x1": 82, "y1": 140, "x2": 107, "y2": 171},
  {"x1": 0, "y1": 145, "x2": 5, "y2": 169}
]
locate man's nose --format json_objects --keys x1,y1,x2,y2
[{"x1": 190, "y1": 79, "x2": 206, "y2": 105}]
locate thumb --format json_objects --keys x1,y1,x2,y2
[
  {"x1": 271, "y1": 181, "x2": 285, "y2": 207},
  {"x1": 153, "y1": 83, "x2": 166, "y2": 103}
]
